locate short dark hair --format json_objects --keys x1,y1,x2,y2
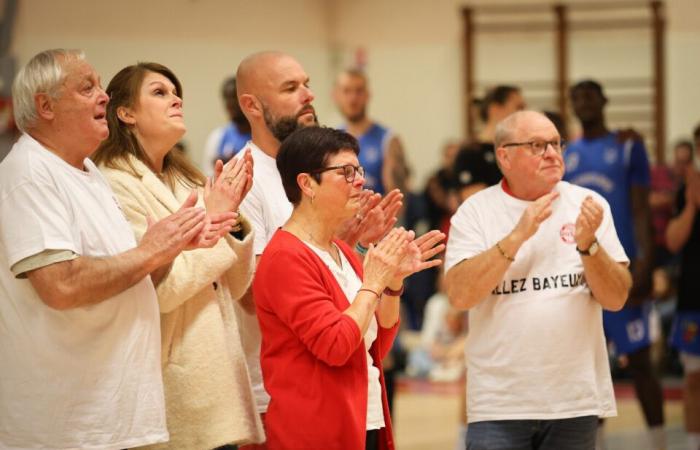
[
  {"x1": 570, "y1": 79, "x2": 606, "y2": 99},
  {"x1": 478, "y1": 85, "x2": 520, "y2": 122},
  {"x1": 277, "y1": 126, "x2": 360, "y2": 205}
]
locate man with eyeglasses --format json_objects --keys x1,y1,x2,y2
[
  {"x1": 445, "y1": 110, "x2": 632, "y2": 450},
  {"x1": 565, "y1": 79, "x2": 665, "y2": 450}
]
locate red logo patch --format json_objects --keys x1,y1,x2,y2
[{"x1": 560, "y1": 223, "x2": 576, "y2": 244}]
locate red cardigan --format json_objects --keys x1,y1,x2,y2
[{"x1": 254, "y1": 230, "x2": 398, "y2": 450}]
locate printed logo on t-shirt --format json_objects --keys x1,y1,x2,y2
[
  {"x1": 626, "y1": 318, "x2": 646, "y2": 343},
  {"x1": 604, "y1": 147, "x2": 618, "y2": 165},
  {"x1": 364, "y1": 146, "x2": 380, "y2": 163},
  {"x1": 491, "y1": 272, "x2": 586, "y2": 296},
  {"x1": 559, "y1": 223, "x2": 576, "y2": 244},
  {"x1": 565, "y1": 153, "x2": 579, "y2": 172}
]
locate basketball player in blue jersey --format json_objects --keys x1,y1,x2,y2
[
  {"x1": 333, "y1": 69, "x2": 408, "y2": 196},
  {"x1": 202, "y1": 77, "x2": 252, "y2": 175},
  {"x1": 564, "y1": 79, "x2": 665, "y2": 450}
]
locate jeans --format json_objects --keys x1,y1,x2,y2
[{"x1": 466, "y1": 415, "x2": 597, "y2": 450}]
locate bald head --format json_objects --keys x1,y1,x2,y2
[
  {"x1": 235, "y1": 51, "x2": 317, "y2": 147},
  {"x1": 236, "y1": 51, "x2": 289, "y2": 97}
]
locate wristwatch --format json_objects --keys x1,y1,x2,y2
[{"x1": 576, "y1": 239, "x2": 599, "y2": 256}]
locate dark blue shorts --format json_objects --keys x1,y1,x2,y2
[
  {"x1": 670, "y1": 311, "x2": 700, "y2": 356},
  {"x1": 603, "y1": 303, "x2": 652, "y2": 356}
]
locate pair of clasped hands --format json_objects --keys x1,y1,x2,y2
[{"x1": 140, "y1": 150, "x2": 254, "y2": 260}]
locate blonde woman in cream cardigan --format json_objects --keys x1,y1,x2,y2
[{"x1": 92, "y1": 62, "x2": 264, "y2": 450}]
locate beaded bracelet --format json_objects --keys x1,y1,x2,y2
[{"x1": 495, "y1": 241, "x2": 515, "y2": 262}]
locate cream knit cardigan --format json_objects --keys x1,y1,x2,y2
[{"x1": 100, "y1": 156, "x2": 264, "y2": 449}]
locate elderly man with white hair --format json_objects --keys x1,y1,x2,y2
[
  {"x1": 445, "y1": 110, "x2": 632, "y2": 450},
  {"x1": 0, "y1": 49, "x2": 229, "y2": 449}
]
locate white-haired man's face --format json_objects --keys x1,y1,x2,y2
[
  {"x1": 498, "y1": 113, "x2": 565, "y2": 193},
  {"x1": 48, "y1": 58, "x2": 109, "y2": 152}
]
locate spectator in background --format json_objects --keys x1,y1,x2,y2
[
  {"x1": 467, "y1": 85, "x2": 526, "y2": 187},
  {"x1": 649, "y1": 141, "x2": 691, "y2": 296},
  {"x1": 333, "y1": 68, "x2": 409, "y2": 196},
  {"x1": 543, "y1": 110, "x2": 568, "y2": 143},
  {"x1": 666, "y1": 136, "x2": 700, "y2": 450},
  {"x1": 202, "y1": 76, "x2": 251, "y2": 175},
  {"x1": 406, "y1": 269, "x2": 467, "y2": 383},
  {"x1": 565, "y1": 79, "x2": 665, "y2": 450},
  {"x1": 424, "y1": 139, "x2": 462, "y2": 233}
]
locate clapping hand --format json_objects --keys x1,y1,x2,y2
[
  {"x1": 205, "y1": 149, "x2": 254, "y2": 215},
  {"x1": 337, "y1": 189, "x2": 403, "y2": 247},
  {"x1": 362, "y1": 227, "x2": 412, "y2": 290},
  {"x1": 393, "y1": 229, "x2": 446, "y2": 281},
  {"x1": 574, "y1": 195, "x2": 603, "y2": 251},
  {"x1": 140, "y1": 190, "x2": 207, "y2": 264},
  {"x1": 512, "y1": 191, "x2": 559, "y2": 243}
]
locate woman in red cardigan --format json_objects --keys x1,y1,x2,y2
[{"x1": 253, "y1": 126, "x2": 445, "y2": 450}]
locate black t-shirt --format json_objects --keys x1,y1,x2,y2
[
  {"x1": 454, "y1": 142, "x2": 502, "y2": 188},
  {"x1": 674, "y1": 184, "x2": 700, "y2": 312}
]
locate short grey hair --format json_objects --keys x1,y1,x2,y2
[
  {"x1": 493, "y1": 112, "x2": 522, "y2": 149},
  {"x1": 12, "y1": 49, "x2": 85, "y2": 132}
]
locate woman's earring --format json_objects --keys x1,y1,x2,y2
[{"x1": 310, "y1": 192, "x2": 315, "y2": 204}]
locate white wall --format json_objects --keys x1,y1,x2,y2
[{"x1": 10, "y1": 0, "x2": 700, "y2": 183}]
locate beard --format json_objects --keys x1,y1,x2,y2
[{"x1": 263, "y1": 104, "x2": 319, "y2": 143}]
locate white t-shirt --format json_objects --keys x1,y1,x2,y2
[
  {"x1": 445, "y1": 180, "x2": 627, "y2": 423},
  {"x1": 201, "y1": 125, "x2": 225, "y2": 176},
  {"x1": 305, "y1": 241, "x2": 385, "y2": 430},
  {"x1": 237, "y1": 141, "x2": 293, "y2": 413},
  {"x1": 0, "y1": 134, "x2": 167, "y2": 449}
]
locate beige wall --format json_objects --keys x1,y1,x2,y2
[{"x1": 11, "y1": 0, "x2": 700, "y2": 183}]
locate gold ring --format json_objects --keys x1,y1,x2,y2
[{"x1": 224, "y1": 177, "x2": 235, "y2": 185}]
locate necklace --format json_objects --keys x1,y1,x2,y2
[{"x1": 287, "y1": 216, "x2": 342, "y2": 268}]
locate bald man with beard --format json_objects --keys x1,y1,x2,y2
[{"x1": 233, "y1": 52, "x2": 402, "y2": 448}]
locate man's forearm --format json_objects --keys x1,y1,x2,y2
[
  {"x1": 446, "y1": 233, "x2": 523, "y2": 310},
  {"x1": 27, "y1": 247, "x2": 160, "y2": 310},
  {"x1": 581, "y1": 248, "x2": 631, "y2": 311}
]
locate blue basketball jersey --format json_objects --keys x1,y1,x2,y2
[
  {"x1": 347, "y1": 123, "x2": 391, "y2": 195},
  {"x1": 563, "y1": 132, "x2": 650, "y2": 259},
  {"x1": 217, "y1": 124, "x2": 251, "y2": 164}
]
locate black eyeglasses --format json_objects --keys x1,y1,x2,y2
[
  {"x1": 501, "y1": 139, "x2": 566, "y2": 157},
  {"x1": 310, "y1": 164, "x2": 365, "y2": 183}
]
